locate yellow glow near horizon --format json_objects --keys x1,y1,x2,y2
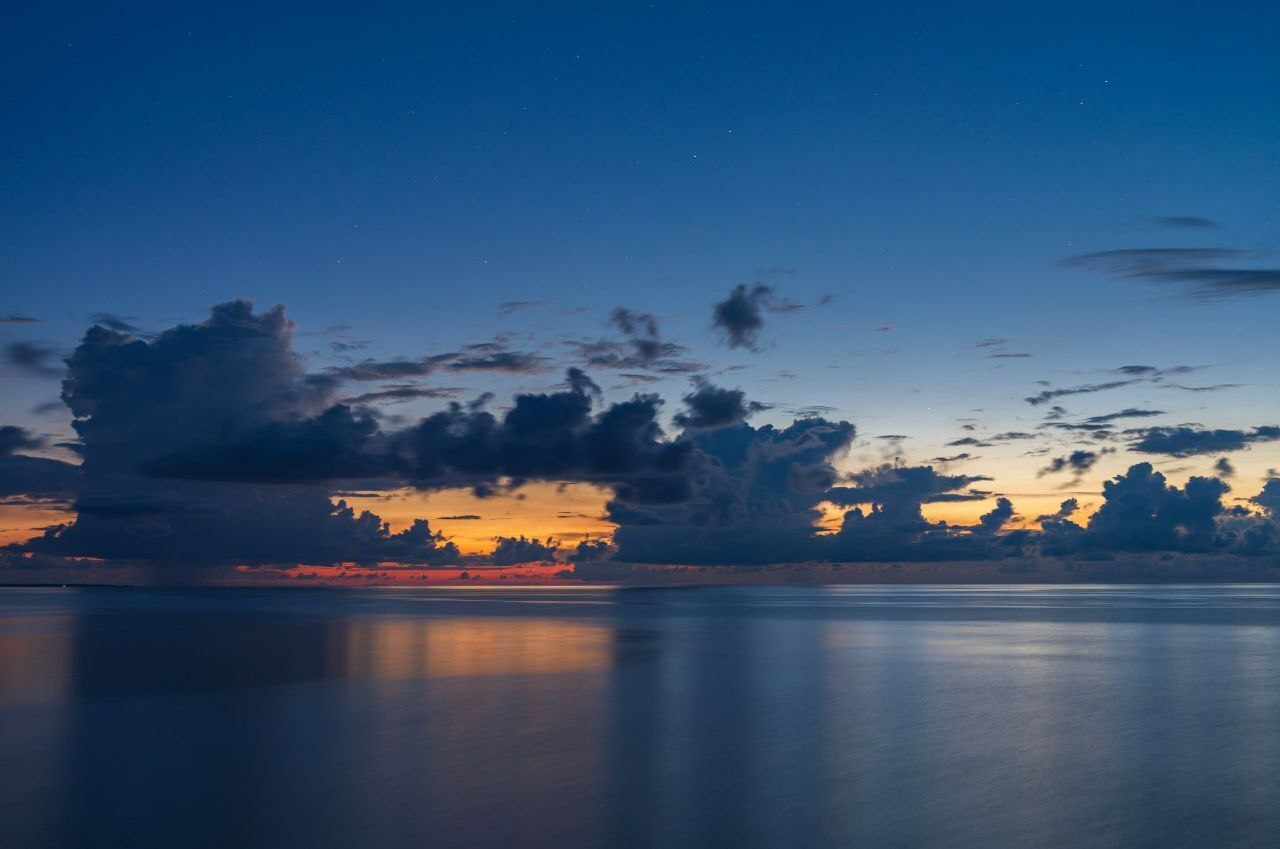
[
  {"x1": 340, "y1": 482, "x2": 616, "y2": 555},
  {"x1": 0, "y1": 502, "x2": 70, "y2": 547}
]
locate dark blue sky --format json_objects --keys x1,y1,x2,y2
[{"x1": 3, "y1": 1, "x2": 1280, "y2": 547}]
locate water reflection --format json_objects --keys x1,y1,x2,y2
[{"x1": 1, "y1": 586, "x2": 1279, "y2": 849}]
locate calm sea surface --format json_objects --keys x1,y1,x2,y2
[{"x1": 2, "y1": 585, "x2": 1279, "y2": 849}]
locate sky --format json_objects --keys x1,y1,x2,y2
[{"x1": 3, "y1": 1, "x2": 1280, "y2": 577}]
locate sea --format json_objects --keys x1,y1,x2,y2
[{"x1": 2, "y1": 584, "x2": 1278, "y2": 848}]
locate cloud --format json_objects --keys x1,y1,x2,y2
[
  {"x1": 568, "y1": 538, "x2": 615, "y2": 562},
  {"x1": 0, "y1": 314, "x2": 40, "y2": 325},
  {"x1": 567, "y1": 308, "x2": 702, "y2": 374},
  {"x1": 977, "y1": 497, "x2": 1015, "y2": 534},
  {"x1": 1038, "y1": 449, "x2": 1108, "y2": 481},
  {"x1": 974, "y1": 338, "x2": 1008, "y2": 348},
  {"x1": 15, "y1": 299, "x2": 1278, "y2": 572},
  {"x1": 1025, "y1": 380, "x2": 1140, "y2": 406},
  {"x1": 0, "y1": 435, "x2": 81, "y2": 502},
  {"x1": 488, "y1": 535, "x2": 559, "y2": 565},
  {"x1": 609, "y1": 417, "x2": 857, "y2": 564},
  {"x1": 446, "y1": 351, "x2": 552, "y2": 374},
  {"x1": 4, "y1": 342, "x2": 63, "y2": 378},
  {"x1": 827, "y1": 465, "x2": 991, "y2": 509},
  {"x1": 497, "y1": 300, "x2": 540, "y2": 316},
  {"x1": 438, "y1": 514, "x2": 481, "y2": 520},
  {"x1": 713, "y1": 284, "x2": 773, "y2": 349},
  {"x1": 1036, "y1": 498, "x2": 1079, "y2": 525},
  {"x1": 1130, "y1": 425, "x2": 1280, "y2": 457},
  {"x1": 26, "y1": 301, "x2": 459, "y2": 567},
  {"x1": 1214, "y1": 457, "x2": 1236, "y2": 478},
  {"x1": 341, "y1": 385, "x2": 462, "y2": 405},
  {"x1": 0, "y1": 425, "x2": 44, "y2": 455},
  {"x1": 673, "y1": 381, "x2": 768, "y2": 431},
  {"x1": 1081, "y1": 463, "x2": 1229, "y2": 552},
  {"x1": 89, "y1": 312, "x2": 145, "y2": 333},
  {"x1": 1084, "y1": 408, "x2": 1165, "y2": 424},
  {"x1": 1063, "y1": 247, "x2": 1280, "y2": 300},
  {"x1": 1151, "y1": 216, "x2": 1220, "y2": 229}
]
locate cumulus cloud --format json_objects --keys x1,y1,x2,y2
[
  {"x1": 977, "y1": 497, "x2": 1015, "y2": 534},
  {"x1": 1082, "y1": 463, "x2": 1229, "y2": 552},
  {"x1": 568, "y1": 538, "x2": 615, "y2": 562},
  {"x1": 25, "y1": 302, "x2": 459, "y2": 567},
  {"x1": 488, "y1": 535, "x2": 559, "y2": 564},
  {"x1": 11, "y1": 299, "x2": 1278, "y2": 573},
  {"x1": 673, "y1": 381, "x2": 768, "y2": 431}
]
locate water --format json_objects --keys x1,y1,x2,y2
[{"x1": 2, "y1": 585, "x2": 1279, "y2": 849}]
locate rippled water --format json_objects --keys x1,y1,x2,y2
[{"x1": 2, "y1": 585, "x2": 1279, "y2": 848}]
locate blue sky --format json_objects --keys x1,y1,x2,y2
[{"x1": 3, "y1": 1, "x2": 1280, "y2": 554}]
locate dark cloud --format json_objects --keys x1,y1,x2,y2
[
  {"x1": 438, "y1": 514, "x2": 481, "y2": 520},
  {"x1": 488, "y1": 535, "x2": 559, "y2": 565},
  {"x1": 1130, "y1": 425, "x2": 1280, "y2": 457},
  {"x1": 342, "y1": 386, "x2": 462, "y2": 405},
  {"x1": 568, "y1": 538, "x2": 615, "y2": 562},
  {"x1": 974, "y1": 338, "x2": 1008, "y2": 348},
  {"x1": 1151, "y1": 216, "x2": 1219, "y2": 229},
  {"x1": 1025, "y1": 380, "x2": 1139, "y2": 406},
  {"x1": 930, "y1": 453, "x2": 975, "y2": 463},
  {"x1": 673, "y1": 381, "x2": 768, "y2": 431},
  {"x1": 712, "y1": 284, "x2": 773, "y2": 349},
  {"x1": 609, "y1": 418, "x2": 857, "y2": 564},
  {"x1": 1110, "y1": 364, "x2": 1196, "y2": 377},
  {"x1": 25, "y1": 301, "x2": 459, "y2": 566},
  {"x1": 827, "y1": 465, "x2": 992, "y2": 509},
  {"x1": 14, "y1": 299, "x2": 1277, "y2": 572},
  {"x1": 567, "y1": 308, "x2": 701, "y2": 374},
  {"x1": 0, "y1": 425, "x2": 44, "y2": 455},
  {"x1": 1084, "y1": 408, "x2": 1164, "y2": 424},
  {"x1": 1036, "y1": 498, "x2": 1079, "y2": 525},
  {"x1": 1250, "y1": 479, "x2": 1280, "y2": 515},
  {"x1": 1064, "y1": 247, "x2": 1280, "y2": 300},
  {"x1": 987, "y1": 353, "x2": 1033, "y2": 359},
  {"x1": 326, "y1": 345, "x2": 552, "y2": 383},
  {"x1": 445, "y1": 351, "x2": 552, "y2": 374},
  {"x1": 1162, "y1": 383, "x2": 1243, "y2": 393},
  {"x1": 4, "y1": 342, "x2": 62, "y2": 378},
  {"x1": 977, "y1": 497, "x2": 1014, "y2": 534},
  {"x1": 326, "y1": 354, "x2": 458, "y2": 382},
  {"x1": 1081, "y1": 463, "x2": 1229, "y2": 552},
  {"x1": 0, "y1": 314, "x2": 40, "y2": 325},
  {"x1": 1039, "y1": 449, "x2": 1108, "y2": 481},
  {"x1": 1214, "y1": 457, "x2": 1236, "y2": 478},
  {"x1": 0, "y1": 427, "x2": 80, "y2": 501}
]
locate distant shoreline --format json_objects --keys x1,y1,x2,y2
[{"x1": 2, "y1": 554, "x2": 1279, "y2": 589}]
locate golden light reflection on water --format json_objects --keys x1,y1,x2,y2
[
  {"x1": 0, "y1": 616, "x2": 73, "y2": 705},
  {"x1": 334, "y1": 616, "x2": 611, "y2": 680}
]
